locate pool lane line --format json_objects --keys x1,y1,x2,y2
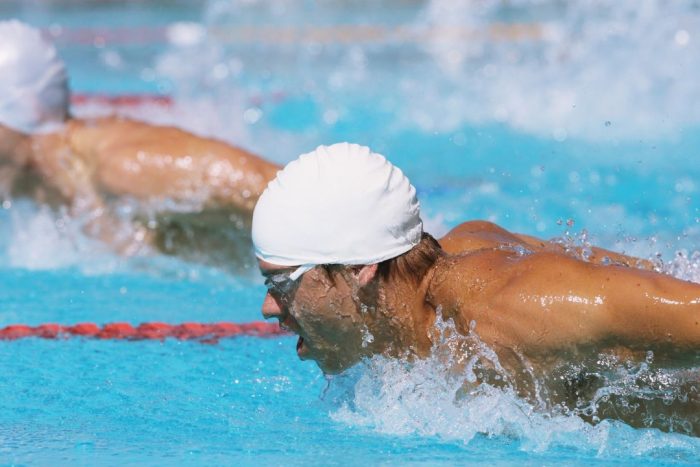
[
  {"x1": 70, "y1": 91, "x2": 287, "y2": 108},
  {"x1": 0, "y1": 321, "x2": 288, "y2": 343},
  {"x1": 46, "y1": 23, "x2": 545, "y2": 46},
  {"x1": 71, "y1": 94, "x2": 173, "y2": 107}
]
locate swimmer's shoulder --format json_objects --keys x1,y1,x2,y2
[
  {"x1": 65, "y1": 116, "x2": 145, "y2": 154},
  {"x1": 66, "y1": 116, "x2": 213, "y2": 160},
  {"x1": 439, "y1": 220, "x2": 527, "y2": 254},
  {"x1": 427, "y1": 248, "x2": 515, "y2": 330},
  {"x1": 68, "y1": 116, "x2": 179, "y2": 142},
  {"x1": 72, "y1": 116, "x2": 274, "y2": 165}
]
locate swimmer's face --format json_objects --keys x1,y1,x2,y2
[{"x1": 259, "y1": 259, "x2": 372, "y2": 374}]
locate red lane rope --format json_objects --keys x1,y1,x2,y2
[
  {"x1": 0, "y1": 321, "x2": 287, "y2": 343},
  {"x1": 72, "y1": 93, "x2": 173, "y2": 107},
  {"x1": 49, "y1": 27, "x2": 168, "y2": 46},
  {"x1": 70, "y1": 92, "x2": 287, "y2": 108}
]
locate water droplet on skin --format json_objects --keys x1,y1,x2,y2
[{"x1": 361, "y1": 327, "x2": 374, "y2": 348}]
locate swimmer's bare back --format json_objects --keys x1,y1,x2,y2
[
  {"x1": 2, "y1": 116, "x2": 280, "y2": 258},
  {"x1": 50, "y1": 117, "x2": 280, "y2": 213},
  {"x1": 432, "y1": 220, "x2": 700, "y2": 353}
]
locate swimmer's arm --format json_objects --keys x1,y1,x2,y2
[
  {"x1": 28, "y1": 131, "x2": 149, "y2": 252},
  {"x1": 82, "y1": 119, "x2": 281, "y2": 214},
  {"x1": 493, "y1": 252, "x2": 700, "y2": 349}
]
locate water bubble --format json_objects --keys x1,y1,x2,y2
[
  {"x1": 553, "y1": 128, "x2": 568, "y2": 142},
  {"x1": 211, "y1": 63, "x2": 229, "y2": 81},
  {"x1": 452, "y1": 132, "x2": 467, "y2": 146},
  {"x1": 674, "y1": 29, "x2": 690, "y2": 47},
  {"x1": 166, "y1": 22, "x2": 206, "y2": 47},
  {"x1": 100, "y1": 50, "x2": 123, "y2": 69},
  {"x1": 243, "y1": 107, "x2": 263, "y2": 124},
  {"x1": 323, "y1": 110, "x2": 339, "y2": 125}
]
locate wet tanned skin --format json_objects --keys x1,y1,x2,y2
[
  {"x1": 433, "y1": 221, "x2": 700, "y2": 353},
  {"x1": 1, "y1": 118, "x2": 280, "y2": 259},
  {"x1": 16, "y1": 117, "x2": 280, "y2": 214},
  {"x1": 259, "y1": 259, "x2": 436, "y2": 374},
  {"x1": 260, "y1": 221, "x2": 700, "y2": 376},
  {"x1": 431, "y1": 222, "x2": 700, "y2": 434}
]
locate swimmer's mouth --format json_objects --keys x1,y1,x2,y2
[{"x1": 296, "y1": 336, "x2": 308, "y2": 359}]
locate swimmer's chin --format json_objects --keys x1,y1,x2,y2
[
  {"x1": 309, "y1": 352, "x2": 359, "y2": 375},
  {"x1": 295, "y1": 337, "x2": 359, "y2": 374}
]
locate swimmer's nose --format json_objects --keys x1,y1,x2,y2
[{"x1": 261, "y1": 292, "x2": 284, "y2": 320}]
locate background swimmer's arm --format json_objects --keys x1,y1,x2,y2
[
  {"x1": 28, "y1": 131, "x2": 149, "y2": 253},
  {"x1": 491, "y1": 252, "x2": 700, "y2": 349},
  {"x1": 29, "y1": 131, "x2": 100, "y2": 207},
  {"x1": 73, "y1": 118, "x2": 280, "y2": 215}
]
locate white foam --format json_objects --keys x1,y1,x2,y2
[
  {"x1": 7, "y1": 203, "x2": 85, "y2": 270},
  {"x1": 414, "y1": 0, "x2": 700, "y2": 140},
  {"x1": 327, "y1": 313, "x2": 700, "y2": 456},
  {"x1": 185, "y1": 0, "x2": 700, "y2": 143},
  {"x1": 2, "y1": 200, "x2": 152, "y2": 274},
  {"x1": 661, "y1": 249, "x2": 700, "y2": 283}
]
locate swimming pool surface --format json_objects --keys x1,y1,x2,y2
[{"x1": 1, "y1": 0, "x2": 699, "y2": 464}]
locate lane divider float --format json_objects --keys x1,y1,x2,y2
[
  {"x1": 0, "y1": 321, "x2": 287, "y2": 343},
  {"x1": 71, "y1": 93, "x2": 173, "y2": 107},
  {"x1": 70, "y1": 92, "x2": 287, "y2": 109},
  {"x1": 46, "y1": 24, "x2": 545, "y2": 46}
]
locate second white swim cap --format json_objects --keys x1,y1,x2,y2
[
  {"x1": 0, "y1": 20, "x2": 69, "y2": 134},
  {"x1": 252, "y1": 143, "x2": 423, "y2": 267}
]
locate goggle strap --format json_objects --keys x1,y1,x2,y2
[{"x1": 289, "y1": 264, "x2": 314, "y2": 281}]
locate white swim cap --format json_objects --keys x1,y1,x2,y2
[
  {"x1": 252, "y1": 143, "x2": 423, "y2": 269},
  {"x1": 0, "y1": 20, "x2": 69, "y2": 134}
]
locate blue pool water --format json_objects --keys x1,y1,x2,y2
[{"x1": 1, "y1": 0, "x2": 700, "y2": 464}]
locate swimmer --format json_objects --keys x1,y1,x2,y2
[
  {"x1": 254, "y1": 143, "x2": 700, "y2": 433},
  {"x1": 0, "y1": 20, "x2": 279, "y2": 259}
]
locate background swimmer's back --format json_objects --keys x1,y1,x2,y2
[{"x1": 64, "y1": 117, "x2": 279, "y2": 212}]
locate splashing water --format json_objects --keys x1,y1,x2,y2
[
  {"x1": 662, "y1": 250, "x2": 700, "y2": 283},
  {"x1": 153, "y1": 0, "x2": 700, "y2": 150},
  {"x1": 2, "y1": 201, "x2": 117, "y2": 271},
  {"x1": 326, "y1": 311, "x2": 700, "y2": 457},
  {"x1": 418, "y1": 0, "x2": 700, "y2": 140}
]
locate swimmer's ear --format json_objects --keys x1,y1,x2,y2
[{"x1": 356, "y1": 264, "x2": 378, "y2": 287}]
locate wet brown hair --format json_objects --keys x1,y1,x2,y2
[
  {"x1": 377, "y1": 232, "x2": 444, "y2": 286},
  {"x1": 316, "y1": 233, "x2": 443, "y2": 286}
]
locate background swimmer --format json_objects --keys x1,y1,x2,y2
[
  {"x1": 0, "y1": 20, "x2": 279, "y2": 264},
  {"x1": 254, "y1": 143, "x2": 700, "y2": 434}
]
